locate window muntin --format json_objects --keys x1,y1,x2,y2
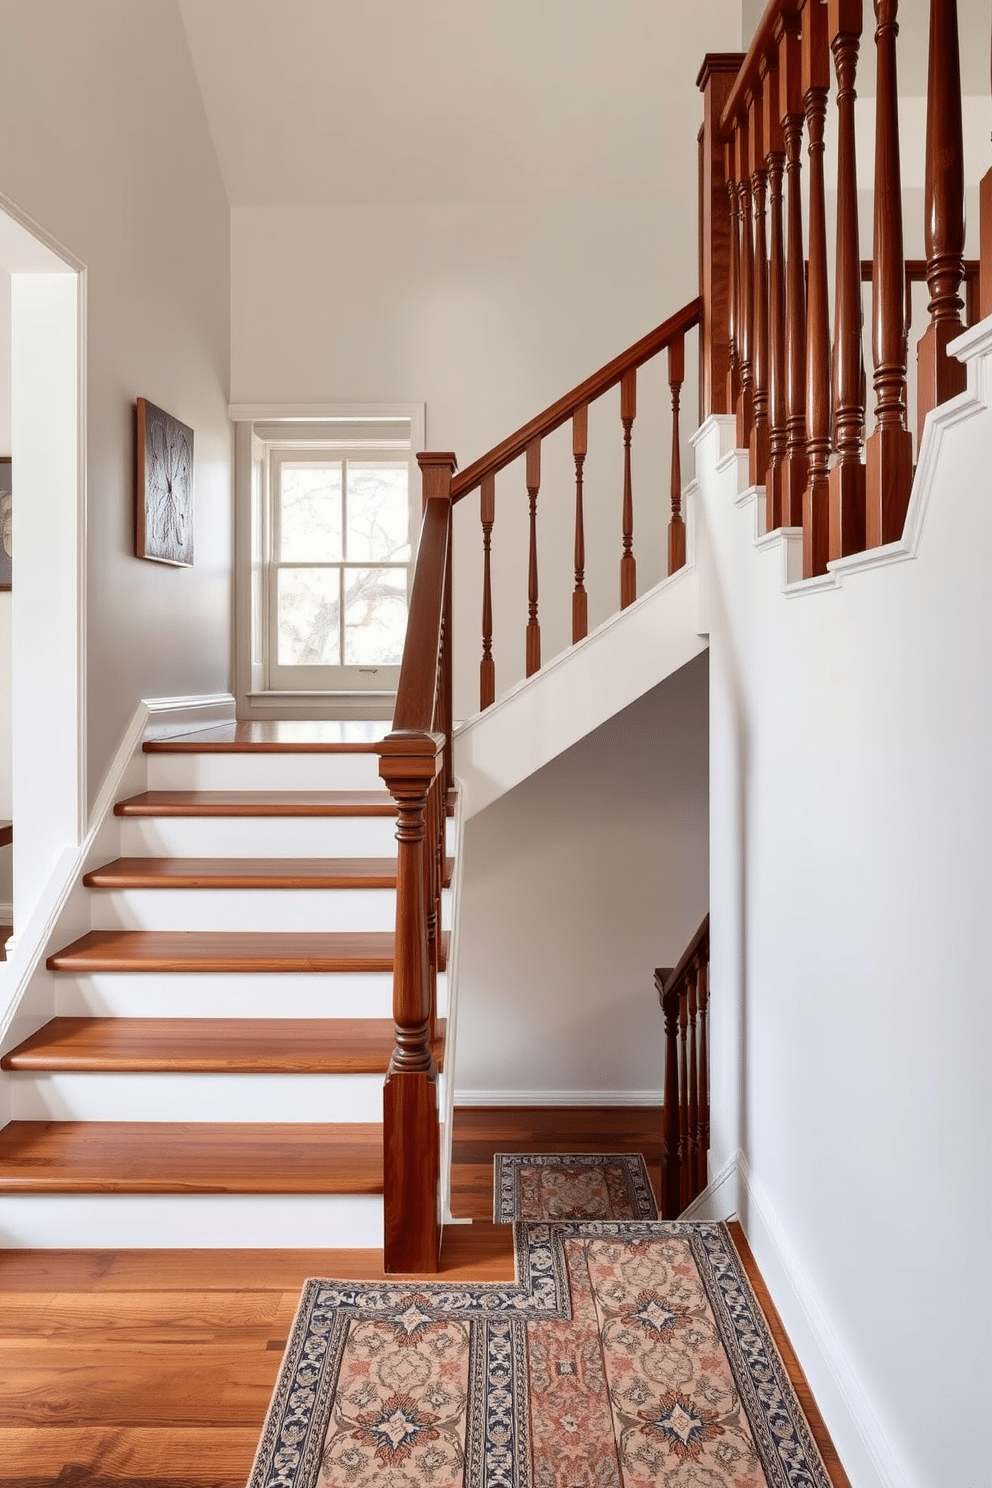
[{"x1": 266, "y1": 446, "x2": 416, "y2": 691}]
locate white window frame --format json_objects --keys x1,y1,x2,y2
[{"x1": 231, "y1": 404, "x2": 425, "y2": 721}]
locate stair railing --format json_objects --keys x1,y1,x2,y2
[
  {"x1": 699, "y1": 0, "x2": 981, "y2": 578},
  {"x1": 655, "y1": 914, "x2": 710, "y2": 1220},
  {"x1": 378, "y1": 304, "x2": 703, "y2": 1269}
]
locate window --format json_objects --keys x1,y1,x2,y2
[{"x1": 244, "y1": 413, "x2": 422, "y2": 699}]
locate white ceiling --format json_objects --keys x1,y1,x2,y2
[{"x1": 176, "y1": 0, "x2": 745, "y2": 207}]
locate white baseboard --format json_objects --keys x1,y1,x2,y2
[
  {"x1": 141, "y1": 692, "x2": 236, "y2": 741},
  {"x1": 454, "y1": 1089, "x2": 663, "y2": 1107},
  {"x1": 679, "y1": 1149, "x2": 741, "y2": 1221},
  {"x1": 736, "y1": 1153, "x2": 910, "y2": 1488}
]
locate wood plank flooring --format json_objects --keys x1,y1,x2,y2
[{"x1": 0, "y1": 1106, "x2": 847, "y2": 1488}]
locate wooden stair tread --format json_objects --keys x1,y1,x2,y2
[
  {"x1": 114, "y1": 790, "x2": 398, "y2": 818},
  {"x1": 0, "y1": 1121, "x2": 384, "y2": 1193},
  {"x1": 46, "y1": 929, "x2": 449, "y2": 973},
  {"x1": 82, "y1": 856, "x2": 454, "y2": 889},
  {"x1": 1, "y1": 1017, "x2": 445, "y2": 1073},
  {"x1": 143, "y1": 720, "x2": 391, "y2": 753}
]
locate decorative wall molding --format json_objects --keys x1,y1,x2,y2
[
  {"x1": 141, "y1": 692, "x2": 236, "y2": 742},
  {"x1": 679, "y1": 1148, "x2": 740, "y2": 1222}
]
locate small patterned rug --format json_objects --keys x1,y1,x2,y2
[
  {"x1": 248, "y1": 1221, "x2": 833, "y2": 1488},
  {"x1": 494, "y1": 1152, "x2": 659, "y2": 1222}
]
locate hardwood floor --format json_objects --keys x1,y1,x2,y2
[{"x1": 0, "y1": 1107, "x2": 846, "y2": 1488}]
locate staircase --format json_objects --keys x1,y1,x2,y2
[{"x1": 0, "y1": 721, "x2": 449, "y2": 1249}]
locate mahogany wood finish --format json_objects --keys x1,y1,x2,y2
[
  {"x1": 525, "y1": 438, "x2": 542, "y2": 673},
  {"x1": 82, "y1": 856, "x2": 454, "y2": 890},
  {"x1": 827, "y1": 0, "x2": 867, "y2": 562},
  {"x1": 619, "y1": 370, "x2": 637, "y2": 607},
  {"x1": 115, "y1": 790, "x2": 397, "y2": 818},
  {"x1": 917, "y1": 0, "x2": 967, "y2": 443},
  {"x1": 572, "y1": 404, "x2": 589, "y2": 640},
  {"x1": 801, "y1": 0, "x2": 831, "y2": 577},
  {"x1": 0, "y1": 1122, "x2": 384, "y2": 1194},
  {"x1": 0, "y1": 1017, "x2": 446, "y2": 1075},
  {"x1": 866, "y1": 0, "x2": 915, "y2": 548},
  {"x1": 748, "y1": 86, "x2": 771, "y2": 487},
  {"x1": 764, "y1": 44, "x2": 788, "y2": 529},
  {"x1": 655, "y1": 913, "x2": 710, "y2": 1220},
  {"x1": 143, "y1": 720, "x2": 390, "y2": 752},
  {"x1": 736, "y1": 119, "x2": 756, "y2": 449},
  {"x1": 668, "y1": 336, "x2": 687, "y2": 573},
  {"x1": 46, "y1": 929, "x2": 448, "y2": 975},
  {"x1": 0, "y1": 819, "x2": 12, "y2": 849},
  {"x1": 697, "y1": 54, "x2": 745, "y2": 417},
  {"x1": 377, "y1": 452, "x2": 455, "y2": 1273},
  {"x1": 480, "y1": 472, "x2": 496, "y2": 709},
  {"x1": 727, "y1": 138, "x2": 742, "y2": 411},
  {"x1": 780, "y1": 9, "x2": 808, "y2": 525}
]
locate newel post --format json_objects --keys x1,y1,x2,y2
[{"x1": 697, "y1": 53, "x2": 746, "y2": 420}]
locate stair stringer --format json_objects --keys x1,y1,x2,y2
[{"x1": 454, "y1": 534, "x2": 707, "y2": 821}]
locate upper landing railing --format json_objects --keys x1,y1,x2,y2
[
  {"x1": 698, "y1": 0, "x2": 991, "y2": 577},
  {"x1": 376, "y1": 0, "x2": 991, "y2": 1272}
]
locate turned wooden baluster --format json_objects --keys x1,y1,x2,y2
[
  {"x1": 572, "y1": 406, "x2": 588, "y2": 643},
  {"x1": 686, "y1": 966, "x2": 699, "y2": 1207},
  {"x1": 764, "y1": 45, "x2": 788, "y2": 530},
  {"x1": 620, "y1": 369, "x2": 637, "y2": 608},
  {"x1": 828, "y1": 0, "x2": 866, "y2": 561},
  {"x1": 780, "y1": 8, "x2": 808, "y2": 525},
  {"x1": 525, "y1": 438, "x2": 541, "y2": 676},
  {"x1": 736, "y1": 119, "x2": 756, "y2": 449},
  {"x1": 698, "y1": 54, "x2": 743, "y2": 417},
  {"x1": 668, "y1": 335, "x2": 687, "y2": 574},
  {"x1": 696, "y1": 955, "x2": 710, "y2": 1195},
  {"x1": 749, "y1": 87, "x2": 771, "y2": 489},
  {"x1": 661, "y1": 984, "x2": 682, "y2": 1220},
  {"x1": 480, "y1": 473, "x2": 495, "y2": 710},
  {"x1": 802, "y1": 0, "x2": 831, "y2": 578},
  {"x1": 981, "y1": 21, "x2": 992, "y2": 319},
  {"x1": 866, "y1": 0, "x2": 914, "y2": 548},
  {"x1": 677, "y1": 990, "x2": 691, "y2": 1213},
  {"x1": 917, "y1": 0, "x2": 967, "y2": 442},
  {"x1": 727, "y1": 139, "x2": 742, "y2": 412}
]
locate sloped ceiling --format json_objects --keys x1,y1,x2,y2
[{"x1": 176, "y1": 0, "x2": 744, "y2": 206}]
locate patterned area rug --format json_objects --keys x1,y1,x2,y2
[
  {"x1": 248, "y1": 1222, "x2": 832, "y2": 1488},
  {"x1": 493, "y1": 1152, "x2": 659, "y2": 1222}
]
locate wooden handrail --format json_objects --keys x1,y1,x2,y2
[
  {"x1": 657, "y1": 913, "x2": 710, "y2": 1000},
  {"x1": 719, "y1": 0, "x2": 802, "y2": 140},
  {"x1": 449, "y1": 299, "x2": 702, "y2": 502},
  {"x1": 392, "y1": 485, "x2": 453, "y2": 731}
]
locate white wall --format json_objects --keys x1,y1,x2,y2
[
  {"x1": 0, "y1": 0, "x2": 233, "y2": 812},
  {"x1": 0, "y1": 268, "x2": 10, "y2": 912},
  {"x1": 229, "y1": 1, "x2": 742, "y2": 719},
  {"x1": 454, "y1": 653, "x2": 708, "y2": 1101},
  {"x1": 698, "y1": 330, "x2": 992, "y2": 1483}
]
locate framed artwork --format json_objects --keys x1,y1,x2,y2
[
  {"x1": 0, "y1": 457, "x2": 11, "y2": 591},
  {"x1": 136, "y1": 398, "x2": 194, "y2": 567}
]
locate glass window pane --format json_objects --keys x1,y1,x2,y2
[
  {"x1": 345, "y1": 462, "x2": 410, "y2": 562},
  {"x1": 344, "y1": 567, "x2": 408, "y2": 664},
  {"x1": 278, "y1": 567, "x2": 341, "y2": 665},
  {"x1": 280, "y1": 463, "x2": 342, "y2": 562}
]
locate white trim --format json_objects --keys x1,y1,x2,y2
[
  {"x1": 678, "y1": 1148, "x2": 741, "y2": 1221},
  {"x1": 439, "y1": 784, "x2": 467, "y2": 1225},
  {"x1": 453, "y1": 1089, "x2": 663, "y2": 1107},
  {"x1": 140, "y1": 692, "x2": 236, "y2": 742},
  {"x1": 737, "y1": 1153, "x2": 912, "y2": 1488},
  {"x1": 229, "y1": 403, "x2": 425, "y2": 443}
]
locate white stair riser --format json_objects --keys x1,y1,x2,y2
[
  {"x1": 53, "y1": 971, "x2": 417, "y2": 1020},
  {"x1": 88, "y1": 886, "x2": 399, "y2": 933},
  {"x1": 8, "y1": 1071, "x2": 386, "y2": 1122},
  {"x1": 0, "y1": 1192, "x2": 383, "y2": 1248},
  {"x1": 146, "y1": 752, "x2": 383, "y2": 793},
  {"x1": 119, "y1": 814, "x2": 401, "y2": 858}
]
